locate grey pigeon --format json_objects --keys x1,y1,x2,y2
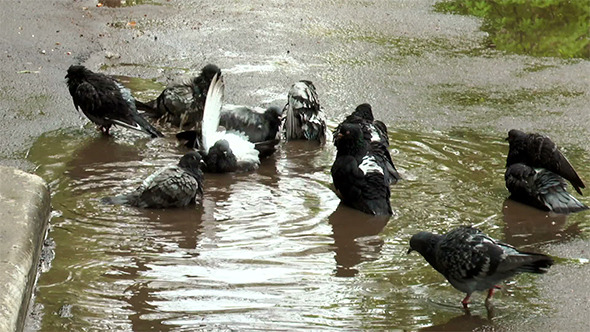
[
  {"x1": 333, "y1": 103, "x2": 389, "y2": 146},
  {"x1": 505, "y1": 163, "x2": 588, "y2": 214},
  {"x1": 331, "y1": 123, "x2": 399, "y2": 216},
  {"x1": 506, "y1": 129, "x2": 585, "y2": 195},
  {"x1": 101, "y1": 151, "x2": 204, "y2": 208},
  {"x1": 281, "y1": 80, "x2": 327, "y2": 144},
  {"x1": 408, "y1": 226, "x2": 553, "y2": 308},
  {"x1": 136, "y1": 64, "x2": 221, "y2": 129},
  {"x1": 65, "y1": 65, "x2": 163, "y2": 138}
]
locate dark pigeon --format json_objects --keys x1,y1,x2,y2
[
  {"x1": 200, "y1": 139, "x2": 239, "y2": 173},
  {"x1": 198, "y1": 73, "x2": 260, "y2": 173},
  {"x1": 505, "y1": 163, "x2": 588, "y2": 214},
  {"x1": 176, "y1": 128, "x2": 279, "y2": 160},
  {"x1": 136, "y1": 64, "x2": 221, "y2": 129},
  {"x1": 101, "y1": 151, "x2": 204, "y2": 208},
  {"x1": 506, "y1": 129, "x2": 585, "y2": 195},
  {"x1": 281, "y1": 80, "x2": 327, "y2": 144},
  {"x1": 333, "y1": 103, "x2": 389, "y2": 146},
  {"x1": 65, "y1": 65, "x2": 163, "y2": 138},
  {"x1": 408, "y1": 226, "x2": 553, "y2": 308},
  {"x1": 220, "y1": 104, "x2": 282, "y2": 142},
  {"x1": 331, "y1": 123, "x2": 398, "y2": 216},
  {"x1": 219, "y1": 104, "x2": 282, "y2": 158}
]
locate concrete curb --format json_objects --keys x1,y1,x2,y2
[{"x1": 0, "y1": 166, "x2": 50, "y2": 332}]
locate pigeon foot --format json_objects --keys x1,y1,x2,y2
[
  {"x1": 486, "y1": 285, "x2": 502, "y2": 300},
  {"x1": 461, "y1": 294, "x2": 471, "y2": 308}
]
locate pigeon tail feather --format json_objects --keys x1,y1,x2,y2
[{"x1": 101, "y1": 194, "x2": 134, "y2": 206}]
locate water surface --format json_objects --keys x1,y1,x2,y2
[{"x1": 28, "y1": 123, "x2": 590, "y2": 330}]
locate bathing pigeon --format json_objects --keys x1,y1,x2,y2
[
  {"x1": 505, "y1": 163, "x2": 588, "y2": 214},
  {"x1": 506, "y1": 129, "x2": 585, "y2": 195},
  {"x1": 220, "y1": 104, "x2": 282, "y2": 143},
  {"x1": 136, "y1": 64, "x2": 221, "y2": 129},
  {"x1": 65, "y1": 65, "x2": 163, "y2": 137},
  {"x1": 176, "y1": 128, "x2": 279, "y2": 160},
  {"x1": 408, "y1": 226, "x2": 554, "y2": 308},
  {"x1": 197, "y1": 73, "x2": 260, "y2": 173},
  {"x1": 331, "y1": 123, "x2": 398, "y2": 216},
  {"x1": 333, "y1": 103, "x2": 389, "y2": 146},
  {"x1": 101, "y1": 151, "x2": 204, "y2": 208},
  {"x1": 219, "y1": 104, "x2": 282, "y2": 157},
  {"x1": 281, "y1": 80, "x2": 327, "y2": 143}
]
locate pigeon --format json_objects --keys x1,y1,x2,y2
[
  {"x1": 197, "y1": 73, "x2": 260, "y2": 173},
  {"x1": 331, "y1": 123, "x2": 398, "y2": 216},
  {"x1": 101, "y1": 151, "x2": 204, "y2": 208},
  {"x1": 136, "y1": 64, "x2": 221, "y2": 129},
  {"x1": 220, "y1": 104, "x2": 282, "y2": 143},
  {"x1": 408, "y1": 225, "x2": 554, "y2": 308},
  {"x1": 333, "y1": 103, "x2": 389, "y2": 146},
  {"x1": 65, "y1": 65, "x2": 163, "y2": 138},
  {"x1": 218, "y1": 104, "x2": 282, "y2": 158},
  {"x1": 505, "y1": 163, "x2": 588, "y2": 214},
  {"x1": 506, "y1": 129, "x2": 585, "y2": 195},
  {"x1": 176, "y1": 128, "x2": 279, "y2": 160},
  {"x1": 281, "y1": 80, "x2": 327, "y2": 143}
]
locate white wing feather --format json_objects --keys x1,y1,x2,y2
[{"x1": 201, "y1": 73, "x2": 224, "y2": 152}]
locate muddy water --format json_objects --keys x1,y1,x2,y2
[{"x1": 28, "y1": 119, "x2": 590, "y2": 330}]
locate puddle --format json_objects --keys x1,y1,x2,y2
[
  {"x1": 434, "y1": 0, "x2": 590, "y2": 59},
  {"x1": 27, "y1": 118, "x2": 590, "y2": 329},
  {"x1": 314, "y1": 26, "x2": 490, "y2": 65},
  {"x1": 99, "y1": 0, "x2": 157, "y2": 7},
  {"x1": 112, "y1": 75, "x2": 165, "y2": 103}
]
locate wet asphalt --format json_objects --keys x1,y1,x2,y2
[{"x1": 1, "y1": 0, "x2": 589, "y2": 330}]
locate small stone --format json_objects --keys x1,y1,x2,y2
[
  {"x1": 104, "y1": 51, "x2": 121, "y2": 59},
  {"x1": 58, "y1": 304, "x2": 73, "y2": 318}
]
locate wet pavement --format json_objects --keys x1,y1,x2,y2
[{"x1": 0, "y1": 0, "x2": 588, "y2": 330}]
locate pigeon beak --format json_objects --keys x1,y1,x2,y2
[
  {"x1": 504, "y1": 136, "x2": 509, "y2": 141},
  {"x1": 336, "y1": 133, "x2": 343, "y2": 139},
  {"x1": 407, "y1": 248, "x2": 414, "y2": 254}
]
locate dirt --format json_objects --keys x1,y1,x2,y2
[{"x1": 1, "y1": 0, "x2": 589, "y2": 330}]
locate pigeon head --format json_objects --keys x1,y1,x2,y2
[
  {"x1": 178, "y1": 151, "x2": 205, "y2": 178},
  {"x1": 334, "y1": 123, "x2": 366, "y2": 155},
  {"x1": 263, "y1": 106, "x2": 283, "y2": 138},
  {"x1": 335, "y1": 123, "x2": 363, "y2": 142},
  {"x1": 353, "y1": 103, "x2": 375, "y2": 121},
  {"x1": 65, "y1": 65, "x2": 89, "y2": 80},
  {"x1": 212, "y1": 139, "x2": 232, "y2": 154},
  {"x1": 179, "y1": 151, "x2": 204, "y2": 168},
  {"x1": 506, "y1": 129, "x2": 526, "y2": 142},
  {"x1": 201, "y1": 64, "x2": 222, "y2": 82},
  {"x1": 299, "y1": 80, "x2": 316, "y2": 90},
  {"x1": 264, "y1": 106, "x2": 283, "y2": 119},
  {"x1": 408, "y1": 231, "x2": 442, "y2": 265}
]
